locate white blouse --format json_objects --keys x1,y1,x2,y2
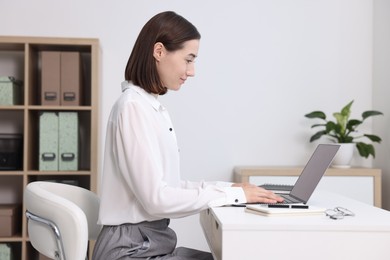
[{"x1": 98, "y1": 81, "x2": 246, "y2": 225}]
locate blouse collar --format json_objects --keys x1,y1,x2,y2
[{"x1": 121, "y1": 81, "x2": 163, "y2": 111}]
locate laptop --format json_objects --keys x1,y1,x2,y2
[{"x1": 261, "y1": 144, "x2": 340, "y2": 205}]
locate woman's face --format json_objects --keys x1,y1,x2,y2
[{"x1": 154, "y1": 39, "x2": 199, "y2": 91}]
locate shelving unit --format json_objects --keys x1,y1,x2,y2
[{"x1": 0, "y1": 36, "x2": 99, "y2": 260}]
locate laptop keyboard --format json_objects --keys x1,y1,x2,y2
[
  {"x1": 244, "y1": 194, "x2": 302, "y2": 206},
  {"x1": 251, "y1": 194, "x2": 302, "y2": 206},
  {"x1": 279, "y1": 194, "x2": 301, "y2": 204}
]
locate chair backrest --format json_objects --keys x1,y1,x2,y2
[{"x1": 24, "y1": 181, "x2": 101, "y2": 260}]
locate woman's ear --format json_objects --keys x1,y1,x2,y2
[{"x1": 153, "y1": 42, "x2": 165, "y2": 61}]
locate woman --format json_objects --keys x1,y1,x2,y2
[{"x1": 93, "y1": 11, "x2": 283, "y2": 260}]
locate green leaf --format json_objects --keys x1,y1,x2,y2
[
  {"x1": 311, "y1": 123, "x2": 326, "y2": 128},
  {"x1": 362, "y1": 110, "x2": 383, "y2": 120},
  {"x1": 341, "y1": 100, "x2": 354, "y2": 117},
  {"x1": 364, "y1": 134, "x2": 382, "y2": 143},
  {"x1": 325, "y1": 121, "x2": 337, "y2": 133},
  {"x1": 343, "y1": 136, "x2": 354, "y2": 143},
  {"x1": 309, "y1": 130, "x2": 327, "y2": 142},
  {"x1": 326, "y1": 121, "x2": 344, "y2": 139},
  {"x1": 356, "y1": 142, "x2": 375, "y2": 158},
  {"x1": 333, "y1": 112, "x2": 343, "y2": 125},
  {"x1": 305, "y1": 111, "x2": 326, "y2": 120},
  {"x1": 346, "y1": 119, "x2": 361, "y2": 131},
  {"x1": 333, "y1": 112, "x2": 348, "y2": 134}
]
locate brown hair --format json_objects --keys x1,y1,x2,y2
[{"x1": 124, "y1": 11, "x2": 201, "y2": 95}]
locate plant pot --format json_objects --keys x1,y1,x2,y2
[{"x1": 331, "y1": 143, "x2": 355, "y2": 168}]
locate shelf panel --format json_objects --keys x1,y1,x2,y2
[
  {"x1": 27, "y1": 105, "x2": 92, "y2": 111},
  {"x1": 27, "y1": 174, "x2": 92, "y2": 191},
  {"x1": 0, "y1": 235, "x2": 23, "y2": 242},
  {"x1": 0, "y1": 105, "x2": 25, "y2": 110},
  {"x1": 26, "y1": 170, "x2": 93, "y2": 175},
  {"x1": 0, "y1": 36, "x2": 98, "y2": 49},
  {"x1": 0, "y1": 105, "x2": 92, "y2": 111},
  {"x1": 0, "y1": 171, "x2": 24, "y2": 176},
  {"x1": 0, "y1": 43, "x2": 25, "y2": 51}
]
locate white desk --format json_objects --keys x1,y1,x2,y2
[{"x1": 200, "y1": 191, "x2": 390, "y2": 260}]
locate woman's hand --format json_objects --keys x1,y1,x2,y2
[{"x1": 232, "y1": 183, "x2": 284, "y2": 204}]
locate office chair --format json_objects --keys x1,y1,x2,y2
[{"x1": 24, "y1": 181, "x2": 101, "y2": 260}]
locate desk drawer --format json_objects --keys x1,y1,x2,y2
[{"x1": 200, "y1": 209, "x2": 222, "y2": 260}]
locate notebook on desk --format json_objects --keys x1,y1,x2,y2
[{"x1": 255, "y1": 144, "x2": 340, "y2": 205}]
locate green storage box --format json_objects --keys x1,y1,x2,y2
[
  {"x1": 0, "y1": 243, "x2": 12, "y2": 260},
  {"x1": 59, "y1": 112, "x2": 78, "y2": 171},
  {"x1": 0, "y1": 76, "x2": 23, "y2": 105},
  {"x1": 39, "y1": 112, "x2": 59, "y2": 171}
]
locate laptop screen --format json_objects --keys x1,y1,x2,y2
[{"x1": 290, "y1": 144, "x2": 340, "y2": 203}]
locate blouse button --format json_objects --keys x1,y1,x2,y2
[{"x1": 235, "y1": 199, "x2": 239, "y2": 203}]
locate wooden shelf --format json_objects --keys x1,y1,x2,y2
[{"x1": 0, "y1": 36, "x2": 99, "y2": 260}]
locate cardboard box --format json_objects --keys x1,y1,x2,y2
[
  {"x1": 39, "y1": 112, "x2": 59, "y2": 171},
  {"x1": 0, "y1": 204, "x2": 20, "y2": 237},
  {"x1": 59, "y1": 112, "x2": 78, "y2": 171},
  {"x1": 41, "y1": 51, "x2": 83, "y2": 106},
  {"x1": 41, "y1": 52, "x2": 61, "y2": 106},
  {"x1": 0, "y1": 76, "x2": 23, "y2": 105},
  {"x1": 60, "y1": 52, "x2": 82, "y2": 106}
]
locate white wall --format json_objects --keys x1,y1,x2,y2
[
  {"x1": 373, "y1": 0, "x2": 390, "y2": 210},
  {"x1": 1, "y1": 0, "x2": 383, "y2": 251}
]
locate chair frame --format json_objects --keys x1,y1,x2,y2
[{"x1": 25, "y1": 211, "x2": 66, "y2": 260}]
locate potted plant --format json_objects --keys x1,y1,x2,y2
[{"x1": 304, "y1": 100, "x2": 383, "y2": 165}]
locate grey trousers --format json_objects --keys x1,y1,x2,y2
[{"x1": 92, "y1": 219, "x2": 213, "y2": 260}]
